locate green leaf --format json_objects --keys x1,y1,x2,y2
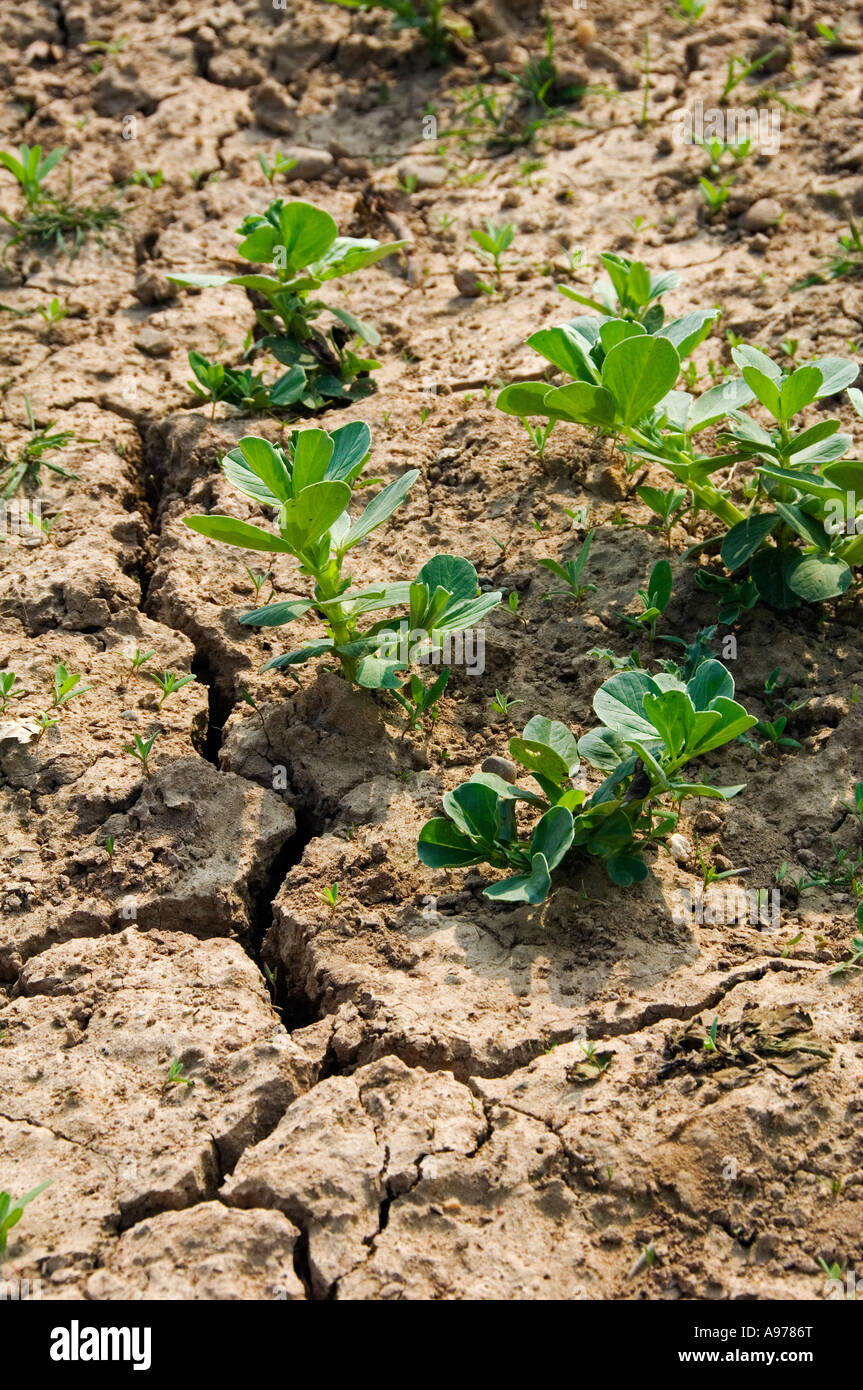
[
  {"x1": 342, "y1": 470, "x2": 419, "y2": 549},
  {"x1": 310, "y1": 236, "x2": 405, "y2": 282},
  {"x1": 416, "y1": 555, "x2": 478, "y2": 605},
  {"x1": 810, "y1": 357, "x2": 858, "y2": 398},
  {"x1": 260, "y1": 640, "x2": 333, "y2": 670},
  {"x1": 275, "y1": 200, "x2": 338, "y2": 272},
  {"x1": 779, "y1": 365, "x2": 823, "y2": 419},
  {"x1": 529, "y1": 805, "x2": 574, "y2": 870},
  {"x1": 527, "y1": 325, "x2": 599, "y2": 381},
  {"x1": 167, "y1": 272, "x2": 233, "y2": 288},
  {"x1": 484, "y1": 853, "x2": 552, "y2": 904},
  {"x1": 543, "y1": 382, "x2": 616, "y2": 428},
  {"x1": 741, "y1": 365, "x2": 781, "y2": 418},
  {"x1": 786, "y1": 553, "x2": 852, "y2": 602},
  {"x1": 444, "y1": 781, "x2": 501, "y2": 844},
  {"x1": 731, "y1": 344, "x2": 782, "y2": 381},
  {"x1": 269, "y1": 367, "x2": 307, "y2": 406},
  {"x1": 658, "y1": 309, "x2": 718, "y2": 359},
  {"x1": 647, "y1": 558, "x2": 672, "y2": 610},
  {"x1": 773, "y1": 501, "x2": 831, "y2": 551},
  {"x1": 606, "y1": 853, "x2": 648, "y2": 886},
  {"x1": 328, "y1": 421, "x2": 372, "y2": 480},
  {"x1": 327, "y1": 303, "x2": 380, "y2": 346},
  {"x1": 418, "y1": 818, "x2": 485, "y2": 868},
  {"x1": 686, "y1": 658, "x2": 735, "y2": 708},
  {"x1": 239, "y1": 599, "x2": 314, "y2": 627},
  {"x1": 279, "y1": 480, "x2": 351, "y2": 551},
  {"x1": 750, "y1": 548, "x2": 800, "y2": 609},
  {"x1": 721, "y1": 513, "x2": 779, "y2": 570},
  {"x1": 519, "y1": 716, "x2": 580, "y2": 775},
  {"x1": 184, "y1": 515, "x2": 295, "y2": 552},
  {"x1": 688, "y1": 377, "x2": 755, "y2": 432},
  {"x1": 290, "y1": 429, "x2": 334, "y2": 492},
  {"x1": 687, "y1": 697, "x2": 757, "y2": 753},
  {"x1": 601, "y1": 335, "x2": 680, "y2": 427},
  {"x1": 577, "y1": 726, "x2": 631, "y2": 771},
  {"x1": 222, "y1": 450, "x2": 283, "y2": 507},
  {"x1": 497, "y1": 381, "x2": 566, "y2": 419},
  {"x1": 355, "y1": 655, "x2": 408, "y2": 689},
  {"x1": 237, "y1": 436, "x2": 293, "y2": 503},
  {"x1": 593, "y1": 671, "x2": 662, "y2": 741}
]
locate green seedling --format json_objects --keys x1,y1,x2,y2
[
  {"x1": 640, "y1": 29, "x2": 651, "y2": 128},
  {"x1": 831, "y1": 935, "x2": 863, "y2": 977},
  {"x1": 396, "y1": 172, "x2": 419, "y2": 195},
  {"x1": 147, "y1": 670, "x2": 197, "y2": 709},
  {"x1": 0, "y1": 1180, "x2": 52, "y2": 1256},
  {"x1": 0, "y1": 143, "x2": 121, "y2": 257},
  {"x1": 0, "y1": 143, "x2": 66, "y2": 209},
  {"x1": 696, "y1": 135, "x2": 751, "y2": 174},
  {"x1": 165, "y1": 1057, "x2": 192, "y2": 1089},
  {"x1": 721, "y1": 47, "x2": 783, "y2": 102},
  {"x1": 795, "y1": 215, "x2": 863, "y2": 288},
  {"x1": 184, "y1": 423, "x2": 501, "y2": 701},
  {"x1": 781, "y1": 931, "x2": 802, "y2": 958},
  {"x1": 323, "y1": 0, "x2": 473, "y2": 63},
  {"x1": 753, "y1": 715, "x2": 800, "y2": 750},
  {"x1": 817, "y1": 1257, "x2": 844, "y2": 1280},
  {"x1": 124, "y1": 730, "x2": 160, "y2": 776},
  {"x1": 318, "y1": 883, "x2": 340, "y2": 908},
  {"x1": 538, "y1": 527, "x2": 596, "y2": 602},
  {"x1": 128, "y1": 168, "x2": 163, "y2": 189},
  {"x1": 699, "y1": 174, "x2": 735, "y2": 217},
  {"x1": 620, "y1": 560, "x2": 673, "y2": 642},
  {"x1": 0, "y1": 670, "x2": 24, "y2": 714},
  {"x1": 419, "y1": 658, "x2": 755, "y2": 904},
  {"x1": 0, "y1": 397, "x2": 93, "y2": 499},
  {"x1": 169, "y1": 197, "x2": 406, "y2": 412},
  {"x1": 258, "y1": 151, "x2": 297, "y2": 184},
  {"x1": 635, "y1": 485, "x2": 687, "y2": 546},
  {"x1": 36, "y1": 297, "x2": 69, "y2": 322},
  {"x1": 507, "y1": 591, "x2": 520, "y2": 614},
  {"x1": 580, "y1": 1042, "x2": 613, "y2": 1073},
  {"x1": 245, "y1": 567, "x2": 275, "y2": 606},
  {"x1": 501, "y1": 298, "x2": 863, "y2": 619},
  {"x1": 127, "y1": 647, "x2": 155, "y2": 674},
  {"x1": 105, "y1": 836, "x2": 115, "y2": 858},
  {"x1": 51, "y1": 661, "x2": 91, "y2": 708},
  {"x1": 702, "y1": 1017, "x2": 719, "y2": 1052},
  {"x1": 694, "y1": 835, "x2": 749, "y2": 885},
  {"x1": 491, "y1": 690, "x2": 523, "y2": 715},
  {"x1": 32, "y1": 711, "x2": 59, "y2": 741},
  {"x1": 470, "y1": 219, "x2": 515, "y2": 283},
  {"x1": 393, "y1": 666, "x2": 449, "y2": 730}
]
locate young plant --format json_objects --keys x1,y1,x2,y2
[
  {"x1": 124, "y1": 730, "x2": 160, "y2": 776},
  {"x1": 184, "y1": 422, "x2": 502, "y2": 703},
  {"x1": 491, "y1": 690, "x2": 523, "y2": 715},
  {"x1": 127, "y1": 648, "x2": 155, "y2": 674},
  {"x1": 33, "y1": 711, "x2": 59, "y2": 742},
  {"x1": 795, "y1": 215, "x2": 863, "y2": 289},
  {"x1": 506, "y1": 320, "x2": 863, "y2": 616},
  {"x1": 258, "y1": 151, "x2": 297, "y2": 184},
  {"x1": 0, "y1": 397, "x2": 93, "y2": 499},
  {"x1": 702, "y1": 1017, "x2": 719, "y2": 1051},
  {"x1": 751, "y1": 714, "x2": 800, "y2": 751},
  {"x1": 36, "y1": 297, "x2": 69, "y2": 322},
  {"x1": 165, "y1": 1057, "x2": 193, "y2": 1089},
  {"x1": 418, "y1": 659, "x2": 755, "y2": 903},
  {"x1": 635, "y1": 484, "x2": 687, "y2": 546},
  {"x1": 147, "y1": 670, "x2": 197, "y2": 710},
  {"x1": 619, "y1": 560, "x2": 673, "y2": 641},
  {"x1": 0, "y1": 1180, "x2": 52, "y2": 1256},
  {"x1": 699, "y1": 175, "x2": 735, "y2": 217},
  {"x1": 469, "y1": 219, "x2": 515, "y2": 285},
  {"x1": 323, "y1": 0, "x2": 472, "y2": 63},
  {"x1": 672, "y1": 0, "x2": 709, "y2": 23},
  {"x1": 128, "y1": 169, "x2": 164, "y2": 189},
  {"x1": 168, "y1": 198, "x2": 406, "y2": 412},
  {"x1": 0, "y1": 670, "x2": 24, "y2": 714},
  {"x1": 318, "y1": 883, "x2": 340, "y2": 908},
  {"x1": 393, "y1": 666, "x2": 449, "y2": 730},
  {"x1": 51, "y1": 661, "x2": 91, "y2": 708},
  {"x1": 245, "y1": 567, "x2": 275, "y2": 606},
  {"x1": 538, "y1": 527, "x2": 596, "y2": 603},
  {"x1": 0, "y1": 143, "x2": 121, "y2": 257}
]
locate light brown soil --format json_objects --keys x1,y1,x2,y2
[{"x1": 1, "y1": 0, "x2": 862, "y2": 1301}]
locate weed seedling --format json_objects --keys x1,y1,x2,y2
[
  {"x1": 469, "y1": 219, "x2": 516, "y2": 285},
  {"x1": 32, "y1": 711, "x2": 59, "y2": 742},
  {"x1": 620, "y1": 560, "x2": 672, "y2": 642},
  {"x1": 539, "y1": 527, "x2": 596, "y2": 603},
  {"x1": 147, "y1": 670, "x2": 197, "y2": 710},
  {"x1": 635, "y1": 485, "x2": 687, "y2": 547},
  {"x1": 165, "y1": 1057, "x2": 192, "y2": 1089},
  {"x1": 126, "y1": 648, "x2": 155, "y2": 675},
  {"x1": 36, "y1": 297, "x2": 68, "y2": 322},
  {"x1": 51, "y1": 661, "x2": 91, "y2": 709},
  {"x1": 0, "y1": 1180, "x2": 52, "y2": 1256},
  {"x1": 124, "y1": 730, "x2": 160, "y2": 776},
  {"x1": 831, "y1": 935, "x2": 863, "y2": 978},
  {"x1": 721, "y1": 47, "x2": 782, "y2": 102},
  {"x1": 753, "y1": 715, "x2": 801, "y2": 751},
  {"x1": 0, "y1": 143, "x2": 121, "y2": 256},
  {"x1": 699, "y1": 175, "x2": 735, "y2": 217},
  {"x1": 702, "y1": 1017, "x2": 719, "y2": 1052},
  {"x1": 0, "y1": 670, "x2": 24, "y2": 714},
  {"x1": 671, "y1": 0, "x2": 708, "y2": 21},
  {"x1": 245, "y1": 567, "x2": 275, "y2": 606},
  {"x1": 105, "y1": 836, "x2": 115, "y2": 858},
  {"x1": 318, "y1": 883, "x2": 340, "y2": 909},
  {"x1": 491, "y1": 690, "x2": 523, "y2": 715},
  {"x1": 0, "y1": 397, "x2": 93, "y2": 499},
  {"x1": 393, "y1": 667, "x2": 449, "y2": 730},
  {"x1": 258, "y1": 151, "x2": 297, "y2": 184},
  {"x1": 323, "y1": 0, "x2": 472, "y2": 63}
]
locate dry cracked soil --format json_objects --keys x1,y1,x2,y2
[{"x1": 1, "y1": 0, "x2": 863, "y2": 1303}]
